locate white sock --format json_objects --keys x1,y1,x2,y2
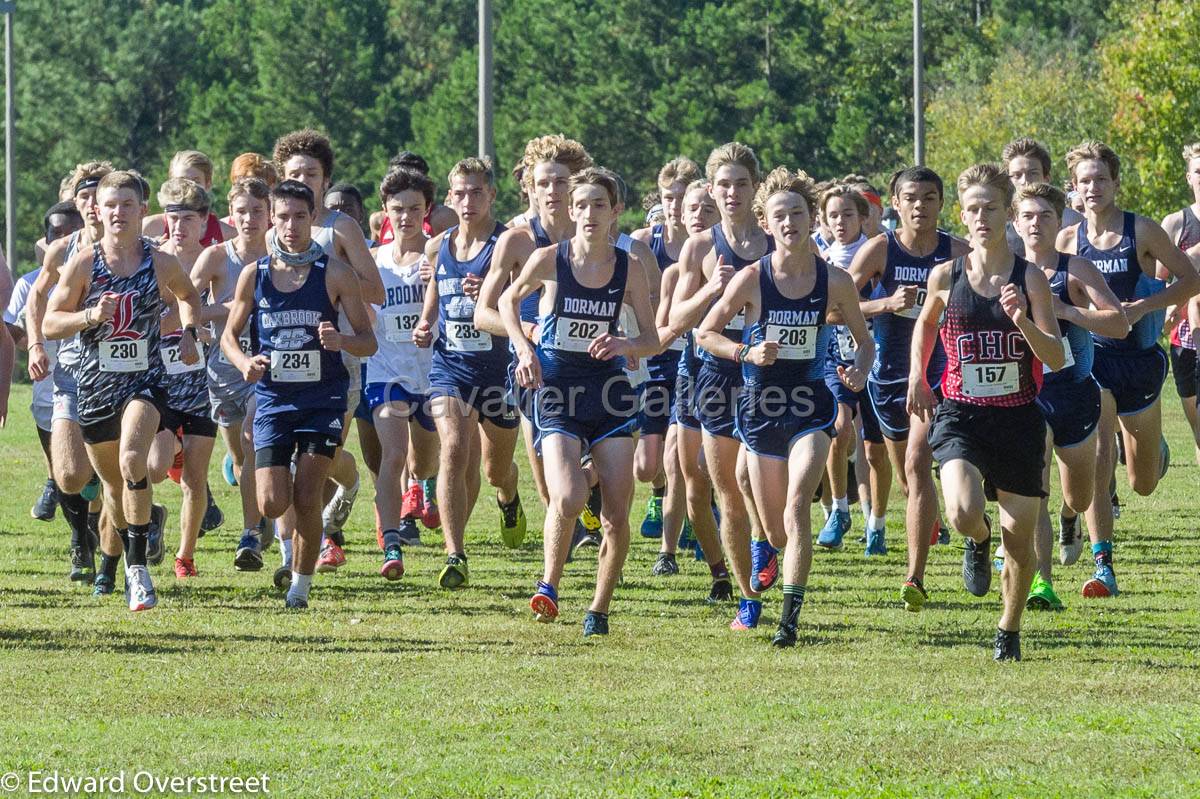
[
  {"x1": 862, "y1": 501, "x2": 872, "y2": 520},
  {"x1": 279, "y1": 534, "x2": 293, "y2": 567},
  {"x1": 833, "y1": 496, "x2": 849, "y2": 513},
  {"x1": 821, "y1": 502, "x2": 832, "y2": 520},
  {"x1": 868, "y1": 514, "x2": 884, "y2": 532},
  {"x1": 287, "y1": 572, "x2": 312, "y2": 602}
]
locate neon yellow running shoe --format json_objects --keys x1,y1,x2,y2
[
  {"x1": 438, "y1": 554, "x2": 469, "y2": 590},
  {"x1": 1026, "y1": 573, "x2": 1065, "y2": 611},
  {"x1": 498, "y1": 494, "x2": 527, "y2": 548},
  {"x1": 901, "y1": 579, "x2": 927, "y2": 613}
]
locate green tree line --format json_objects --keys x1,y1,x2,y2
[{"x1": 1, "y1": 0, "x2": 1195, "y2": 273}]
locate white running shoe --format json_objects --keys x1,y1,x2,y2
[
  {"x1": 126, "y1": 565, "x2": 157, "y2": 612},
  {"x1": 321, "y1": 478, "x2": 360, "y2": 534}
]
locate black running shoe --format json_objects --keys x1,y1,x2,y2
[
  {"x1": 651, "y1": 552, "x2": 679, "y2": 576},
  {"x1": 582, "y1": 610, "x2": 609, "y2": 637},
  {"x1": 771, "y1": 620, "x2": 798, "y2": 648},
  {"x1": 397, "y1": 517, "x2": 422, "y2": 547},
  {"x1": 147, "y1": 504, "x2": 168, "y2": 566},
  {"x1": 200, "y1": 485, "x2": 224, "y2": 534},
  {"x1": 69, "y1": 545, "x2": 95, "y2": 582},
  {"x1": 707, "y1": 577, "x2": 734, "y2": 603},
  {"x1": 273, "y1": 566, "x2": 292, "y2": 592},
  {"x1": 962, "y1": 534, "x2": 993, "y2": 597},
  {"x1": 31, "y1": 478, "x2": 59, "y2": 521},
  {"x1": 994, "y1": 628, "x2": 1021, "y2": 661}
]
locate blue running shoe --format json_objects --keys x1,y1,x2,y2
[
  {"x1": 729, "y1": 597, "x2": 762, "y2": 630},
  {"x1": 582, "y1": 610, "x2": 609, "y2": 637},
  {"x1": 937, "y1": 520, "x2": 951, "y2": 546},
  {"x1": 530, "y1": 580, "x2": 559, "y2": 621},
  {"x1": 817, "y1": 509, "x2": 850, "y2": 550},
  {"x1": 1082, "y1": 563, "x2": 1119, "y2": 598},
  {"x1": 749, "y1": 539, "x2": 778, "y2": 592},
  {"x1": 678, "y1": 517, "x2": 695, "y2": 551},
  {"x1": 640, "y1": 496, "x2": 663, "y2": 538},
  {"x1": 865, "y1": 527, "x2": 887, "y2": 557},
  {"x1": 223, "y1": 452, "x2": 238, "y2": 486},
  {"x1": 234, "y1": 532, "x2": 263, "y2": 572}
]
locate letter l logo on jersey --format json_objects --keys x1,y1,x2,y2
[{"x1": 105, "y1": 291, "x2": 143, "y2": 340}]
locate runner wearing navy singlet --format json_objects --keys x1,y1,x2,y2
[
  {"x1": 1056, "y1": 140, "x2": 1199, "y2": 600},
  {"x1": 848, "y1": 166, "x2": 971, "y2": 613},
  {"x1": 413, "y1": 157, "x2": 526, "y2": 591},
  {"x1": 1010, "y1": 182, "x2": 1129, "y2": 613},
  {"x1": 44, "y1": 171, "x2": 204, "y2": 614},
  {"x1": 475, "y1": 136, "x2": 593, "y2": 517},
  {"x1": 503, "y1": 167, "x2": 660, "y2": 636},
  {"x1": 667, "y1": 142, "x2": 775, "y2": 629},
  {"x1": 910, "y1": 164, "x2": 1065, "y2": 661},
  {"x1": 699, "y1": 168, "x2": 873, "y2": 643},
  {"x1": 221, "y1": 180, "x2": 376, "y2": 610}
]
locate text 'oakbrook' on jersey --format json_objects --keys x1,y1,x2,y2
[{"x1": 250, "y1": 254, "x2": 348, "y2": 413}]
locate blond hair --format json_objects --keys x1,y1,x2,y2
[
  {"x1": 705, "y1": 142, "x2": 761, "y2": 184},
  {"x1": 957, "y1": 162, "x2": 1014, "y2": 208},
  {"x1": 1182, "y1": 143, "x2": 1200, "y2": 163},
  {"x1": 658, "y1": 156, "x2": 701, "y2": 188},
  {"x1": 1013, "y1": 182, "x2": 1067, "y2": 220},
  {"x1": 753, "y1": 166, "x2": 817, "y2": 222},
  {"x1": 97, "y1": 170, "x2": 146, "y2": 203},
  {"x1": 157, "y1": 177, "x2": 211, "y2": 214},
  {"x1": 520, "y1": 135, "x2": 592, "y2": 189},
  {"x1": 69, "y1": 160, "x2": 115, "y2": 196},
  {"x1": 227, "y1": 176, "x2": 271, "y2": 206},
  {"x1": 1066, "y1": 139, "x2": 1121, "y2": 183},
  {"x1": 448, "y1": 156, "x2": 494, "y2": 186},
  {"x1": 169, "y1": 150, "x2": 215, "y2": 185}
]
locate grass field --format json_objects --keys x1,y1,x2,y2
[{"x1": 0, "y1": 381, "x2": 1198, "y2": 798}]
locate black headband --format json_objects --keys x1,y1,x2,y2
[
  {"x1": 74, "y1": 177, "x2": 101, "y2": 196},
  {"x1": 164, "y1": 203, "x2": 200, "y2": 213}
]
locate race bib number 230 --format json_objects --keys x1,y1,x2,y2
[{"x1": 99, "y1": 339, "x2": 148, "y2": 373}]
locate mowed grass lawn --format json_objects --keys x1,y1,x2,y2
[{"x1": 0, "y1": 381, "x2": 1197, "y2": 798}]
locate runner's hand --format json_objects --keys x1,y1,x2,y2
[
  {"x1": 318, "y1": 321, "x2": 342, "y2": 351},
  {"x1": 412, "y1": 319, "x2": 433, "y2": 348},
  {"x1": 746, "y1": 340, "x2": 779, "y2": 367},
  {"x1": 906, "y1": 379, "x2": 936, "y2": 422},
  {"x1": 515, "y1": 346, "x2": 542, "y2": 389},
  {"x1": 462, "y1": 274, "x2": 482, "y2": 301},
  {"x1": 95, "y1": 292, "x2": 119, "y2": 324},
  {"x1": 27, "y1": 344, "x2": 50, "y2": 381},
  {"x1": 242, "y1": 354, "x2": 269, "y2": 383},
  {"x1": 1000, "y1": 283, "x2": 1027, "y2": 324},
  {"x1": 888, "y1": 285, "x2": 919, "y2": 313},
  {"x1": 837, "y1": 363, "x2": 867, "y2": 393}
]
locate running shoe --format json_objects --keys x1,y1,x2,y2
[
  {"x1": 200, "y1": 485, "x2": 224, "y2": 534},
  {"x1": 438, "y1": 554, "x2": 469, "y2": 590},
  {"x1": 69, "y1": 545, "x2": 95, "y2": 582},
  {"x1": 222, "y1": 452, "x2": 238, "y2": 486},
  {"x1": 126, "y1": 565, "x2": 157, "y2": 612},
  {"x1": 937, "y1": 519, "x2": 951, "y2": 546},
  {"x1": 678, "y1": 517, "x2": 695, "y2": 551},
  {"x1": 817, "y1": 509, "x2": 850, "y2": 550},
  {"x1": 901, "y1": 579, "x2": 927, "y2": 613},
  {"x1": 640, "y1": 496, "x2": 664, "y2": 538},
  {"x1": 400, "y1": 483, "x2": 424, "y2": 520},
  {"x1": 1026, "y1": 573, "x2": 1064, "y2": 611},
  {"x1": 582, "y1": 610, "x2": 609, "y2": 637},
  {"x1": 234, "y1": 532, "x2": 264, "y2": 572},
  {"x1": 273, "y1": 566, "x2": 292, "y2": 592},
  {"x1": 31, "y1": 478, "x2": 59, "y2": 521},
  {"x1": 315, "y1": 538, "x2": 346, "y2": 573},
  {"x1": 420, "y1": 492, "x2": 441, "y2": 531},
  {"x1": 994, "y1": 628, "x2": 1021, "y2": 661},
  {"x1": 963, "y1": 535, "x2": 993, "y2": 597},
  {"x1": 92, "y1": 573, "x2": 115, "y2": 597},
  {"x1": 322, "y1": 479, "x2": 360, "y2": 535},
  {"x1": 772, "y1": 620, "x2": 798, "y2": 648},
  {"x1": 397, "y1": 518, "x2": 422, "y2": 547},
  {"x1": 498, "y1": 495, "x2": 527, "y2": 548},
  {"x1": 1159, "y1": 435, "x2": 1170, "y2": 479},
  {"x1": 80, "y1": 474, "x2": 100, "y2": 502},
  {"x1": 284, "y1": 595, "x2": 308, "y2": 610},
  {"x1": 167, "y1": 446, "x2": 184, "y2": 484},
  {"x1": 1082, "y1": 563, "x2": 1119, "y2": 598},
  {"x1": 380, "y1": 544, "x2": 404, "y2": 581},
  {"x1": 1058, "y1": 512, "x2": 1083, "y2": 565},
  {"x1": 146, "y1": 504, "x2": 168, "y2": 566},
  {"x1": 707, "y1": 578, "x2": 734, "y2": 603},
  {"x1": 993, "y1": 542, "x2": 1007, "y2": 575},
  {"x1": 864, "y1": 527, "x2": 887, "y2": 557},
  {"x1": 579, "y1": 502, "x2": 602, "y2": 533},
  {"x1": 749, "y1": 539, "x2": 778, "y2": 592},
  {"x1": 651, "y1": 552, "x2": 679, "y2": 576},
  {"x1": 174, "y1": 557, "x2": 198, "y2": 579},
  {"x1": 729, "y1": 597, "x2": 762, "y2": 630},
  {"x1": 530, "y1": 580, "x2": 559, "y2": 621}
]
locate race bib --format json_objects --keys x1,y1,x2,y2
[
  {"x1": 962, "y1": 362, "x2": 1019, "y2": 398},
  {"x1": 836, "y1": 327, "x2": 857, "y2": 360},
  {"x1": 99, "y1": 339, "x2": 148, "y2": 373},
  {"x1": 218, "y1": 336, "x2": 253, "y2": 366},
  {"x1": 1043, "y1": 338, "x2": 1075, "y2": 374},
  {"x1": 444, "y1": 320, "x2": 491, "y2": 352},
  {"x1": 552, "y1": 316, "x2": 605, "y2": 353},
  {"x1": 894, "y1": 287, "x2": 928, "y2": 320},
  {"x1": 384, "y1": 311, "x2": 421, "y2": 343},
  {"x1": 162, "y1": 343, "x2": 204, "y2": 375},
  {"x1": 270, "y1": 349, "x2": 320, "y2": 383},
  {"x1": 723, "y1": 311, "x2": 746, "y2": 335},
  {"x1": 768, "y1": 324, "x2": 817, "y2": 360}
]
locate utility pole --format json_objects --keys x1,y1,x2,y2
[
  {"x1": 478, "y1": 0, "x2": 494, "y2": 162},
  {"x1": 3, "y1": 1, "x2": 14, "y2": 269},
  {"x1": 913, "y1": 0, "x2": 924, "y2": 165}
]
